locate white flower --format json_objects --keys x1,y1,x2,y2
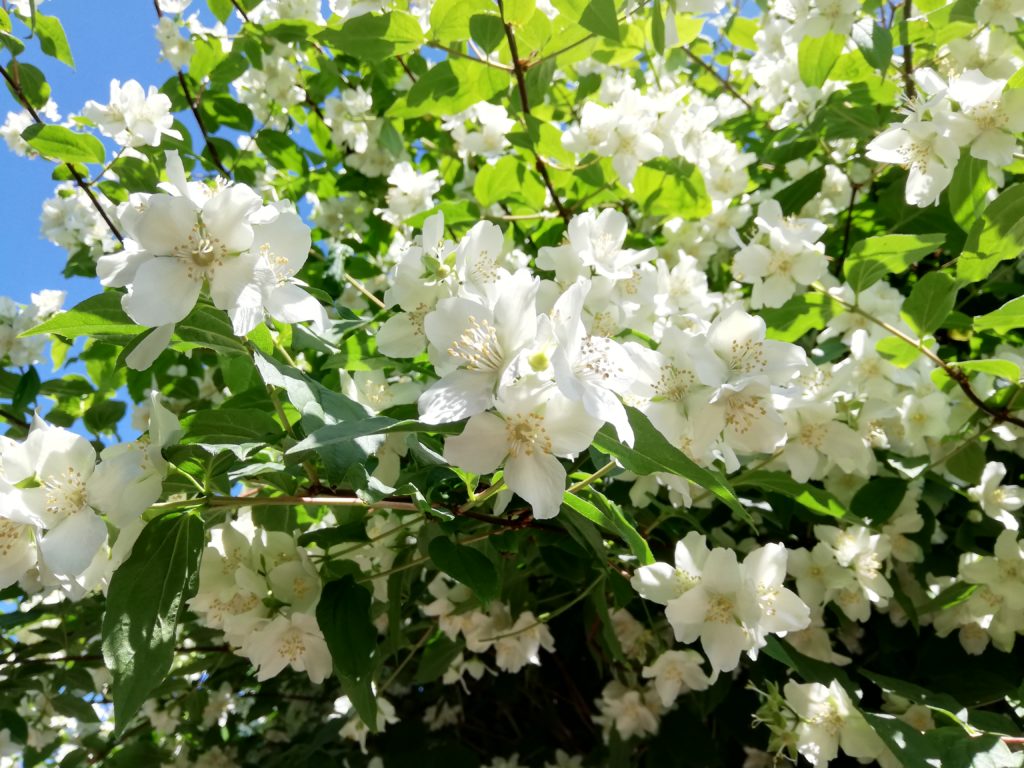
[
  {"x1": 968, "y1": 461, "x2": 1023, "y2": 531},
  {"x1": 379, "y1": 161, "x2": 441, "y2": 223},
  {"x1": 592, "y1": 681, "x2": 662, "y2": 742},
  {"x1": 1, "y1": 421, "x2": 107, "y2": 577},
  {"x1": 538, "y1": 209, "x2": 656, "y2": 282},
  {"x1": 549, "y1": 279, "x2": 635, "y2": 445},
  {"x1": 732, "y1": 200, "x2": 827, "y2": 309},
  {"x1": 418, "y1": 269, "x2": 540, "y2": 424},
  {"x1": 866, "y1": 120, "x2": 960, "y2": 207},
  {"x1": 783, "y1": 680, "x2": 886, "y2": 766},
  {"x1": 639, "y1": 538, "x2": 809, "y2": 673},
  {"x1": 947, "y1": 70, "x2": 1024, "y2": 167},
  {"x1": 81, "y1": 79, "x2": 181, "y2": 148},
  {"x1": 238, "y1": 612, "x2": 332, "y2": 684},
  {"x1": 87, "y1": 392, "x2": 181, "y2": 527},
  {"x1": 442, "y1": 380, "x2": 601, "y2": 519},
  {"x1": 99, "y1": 150, "x2": 263, "y2": 329},
  {"x1": 155, "y1": 16, "x2": 194, "y2": 69},
  {"x1": 641, "y1": 649, "x2": 713, "y2": 707}
]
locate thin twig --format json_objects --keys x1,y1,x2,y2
[
  {"x1": 498, "y1": 2, "x2": 572, "y2": 224},
  {"x1": 816, "y1": 285, "x2": 1024, "y2": 429},
  {"x1": 679, "y1": 45, "x2": 753, "y2": 110},
  {"x1": 229, "y1": 0, "x2": 252, "y2": 23},
  {"x1": 0, "y1": 63, "x2": 124, "y2": 243},
  {"x1": 900, "y1": 0, "x2": 915, "y2": 101},
  {"x1": 153, "y1": 0, "x2": 230, "y2": 176}
]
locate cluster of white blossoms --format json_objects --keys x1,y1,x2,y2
[
  {"x1": 632, "y1": 533, "x2": 810, "y2": 673},
  {"x1": 190, "y1": 515, "x2": 331, "y2": 684},
  {"x1": 80, "y1": 78, "x2": 181, "y2": 149},
  {"x1": 867, "y1": 67, "x2": 1024, "y2": 206},
  {"x1": 96, "y1": 149, "x2": 327, "y2": 369},
  {"x1": 40, "y1": 183, "x2": 118, "y2": 260},
  {"x1": 423, "y1": 573, "x2": 555, "y2": 676},
  {"x1": 0, "y1": 290, "x2": 64, "y2": 366},
  {"x1": 561, "y1": 82, "x2": 750, "y2": 191},
  {"x1": 0, "y1": 393, "x2": 178, "y2": 591},
  {"x1": 931, "y1": 528, "x2": 1024, "y2": 655}
]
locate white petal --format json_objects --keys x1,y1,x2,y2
[
  {"x1": 126, "y1": 323, "x2": 175, "y2": 370},
  {"x1": 504, "y1": 452, "x2": 566, "y2": 519},
  {"x1": 443, "y1": 412, "x2": 508, "y2": 475},
  {"x1": 40, "y1": 509, "x2": 107, "y2": 576},
  {"x1": 418, "y1": 369, "x2": 496, "y2": 424},
  {"x1": 202, "y1": 185, "x2": 261, "y2": 253},
  {"x1": 134, "y1": 195, "x2": 198, "y2": 254},
  {"x1": 123, "y1": 258, "x2": 202, "y2": 326}
]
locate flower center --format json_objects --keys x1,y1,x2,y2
[
  {"x1": 505, "y1": 413, "x2": 552, "y2": 457},
  {"x1": 44, "y1": 466, "x2": 89, "y2": 522},
  {"x1": 447, "y1": 316, "x2": 504, "y2": 371}
]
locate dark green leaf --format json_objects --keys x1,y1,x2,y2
[
  {"x1": 901, "y1": 271, "x2": 957, "y2": 336},
  {"x1": 563, "y1": 491, "x2": 654, "y2": 565},
  {"x1": 102, "y1": 513, "x2": 204, "y2": 732},
  {"x1": 734, "y1": 471, "x2": 846, "y2": 518},
  {"x1": 316, "y1": 576, "x2": 379, "y2": 727},
  {"x1": 591, "y1": 408, "x2": 748, "y2": 523},
  {"x1": 428, "y1": 537, "x2": 500, "y2": 603}
]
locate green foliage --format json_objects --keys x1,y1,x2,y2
[
  {"x1": 21, "y1": 123, "x2": 104, "y2": 164},
  {"x1": 101, "y1": 513, "x2": 204, "y2": 731}
]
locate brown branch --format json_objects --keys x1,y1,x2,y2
[
  {"x1": 0, "y1": 408, "x2": 29, "y2": 430},
  {"x1": 0, "y1": 645, "x2": 230, "y2": 666},
  {"x1": 498, "y1": 1, "x2": 572, "y2": 225},
  {"x1": 819, "y1": 286, "x2": 1024, "y2": 430},
  {"x1": 229, "y1": 0, "x2": 252, "y2": 23},
  {"x1": 153, "y1": 0, "x2": 230, "y2": 177},
  {"x1": 0, "y1": 63, "x2": 124, "y2": 243},
  {"x1": 900, "y1": 0, "x2": 915, "y2": 101},
  {"x1": 396, "y1": 54, "x2": 417, "y2": 83},
  {"x1": 679, "y1": 45, "x2": 753, "y2": 110}
]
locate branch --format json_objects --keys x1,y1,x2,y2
[
  {"x1": 817, "y1": 285, "x2": 1024, "y2": 429},
  {"x1": 498, "y1": 1, "x2": 572, "y2": 225},
  {"x1": 679, "y1": 45, "x2": 753, "y2": 110},
  {"x1": 0, "y1": 408, "x2": 29, "y2": 430},
  {"x1": 900, "y1": 0, "x2": 915, "y2": 101},
  {"x1": 153, "y1": 0, "x2": 231, "y2": 176},
  {"x1": 0, "y1": 63, "x2": 124, "y2": 243}
]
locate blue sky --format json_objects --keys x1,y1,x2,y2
[{"x1": 1, "y1": 0, "x2": 172, "y2": 307}]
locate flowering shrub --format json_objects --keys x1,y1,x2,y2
[{"x1": 2, "y1": 0, "x2": 1024, "y2": 765}]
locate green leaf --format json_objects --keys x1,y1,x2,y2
[
  {"x1": 956, "y1": 183, "x2": 1024, "y2": 283},
  {"x1": 22, "y1": 292, "x2": 142, "y2": 342},
  {"x1": 470, "y1": 14, "x2": 505, "y2": 53},
  {"x1": 850, "y1": 477, "x2": 907, "y2": 524},
  {"x1": 974, "y1": 296, "x2": 1024, "y2": 335},
  {"x1": 774, "y1": 167, "x2": 826, "y2": 216},
  {"x1": 316, "y1": 576, "x2": 379, "y2": 728},
  {"x1": 101, "y1": 512, "x2": 204, "y2": 732},
  {"x1": 318, "y1": 11, "x2": 424, "y2": 61},
  {"x1": 172, "y1": 305, "x2": 247, "y2": 355},
  {"x1": 578, "y1": 0, "x2": 620, "y2": 41},
  {"x1": 591, "y1": 408, "x2": 748, "y2": 523},
  {"x1": 21, "y1": 124, "x2": 104, "y2": 165},
  {"x1": 631, "y1": 160, "x2": 711, "y2": 219},
  {"x1": 851, "y1": 21, "x2": 892, "y2": 72},
  {"x1": 733, "y1": 471, "x2": 846, "y2": 518},
  {"x1": 948, "y1": 153, "x2": 993, "y2": 234},
  {"x1": 901, "y1": 271, "x2": 957, "y2": 336},
  {"x1": 390, "y1": 59, "x2": 510, "y2": 119},
  {"x1": 562, "y1": 491, "x2": 654, "y2": 565},
  {"x1": 7, "y1": 62, "x2": 48, "y2": 108},
  {"x1": 255, "y1": 129, "x2": 305, "y2": 173},
  {"x1": 428, "y1": 537, "x2": 500, "y2": 604},
  {"x1": 286, "y1": 416, "x2": 395, "y2": 457},
  {"x1": 760, "y1": 292, "x2": 834, "y2": 342},
  {"x1": 83, "y1": 399, "x2": 127, "y2": 435},
  {"x1": 797, "y1": 32, "x2": 845, "y2": 87},
  {"x1": 34, "y1": 13, "x2": 73, "y2": 67},
  {"x1": 843, "y1": 233, "x2": 945, "y2": 293},
  {"x1": 413, "y1": 634, "x2": 464, "y2": 684},
  {"x1": 429, "y1": 0, "x2": 495, "y2": 43},
  {"x1": 875, "y1": 335, "x2": 922, "y2": 367},
  {"x1": 553, "y1": 0, "x2": 619, "y2": 41},
  {"x1": 180, "y1": 408, "x2": 282, "y2": 446}
]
